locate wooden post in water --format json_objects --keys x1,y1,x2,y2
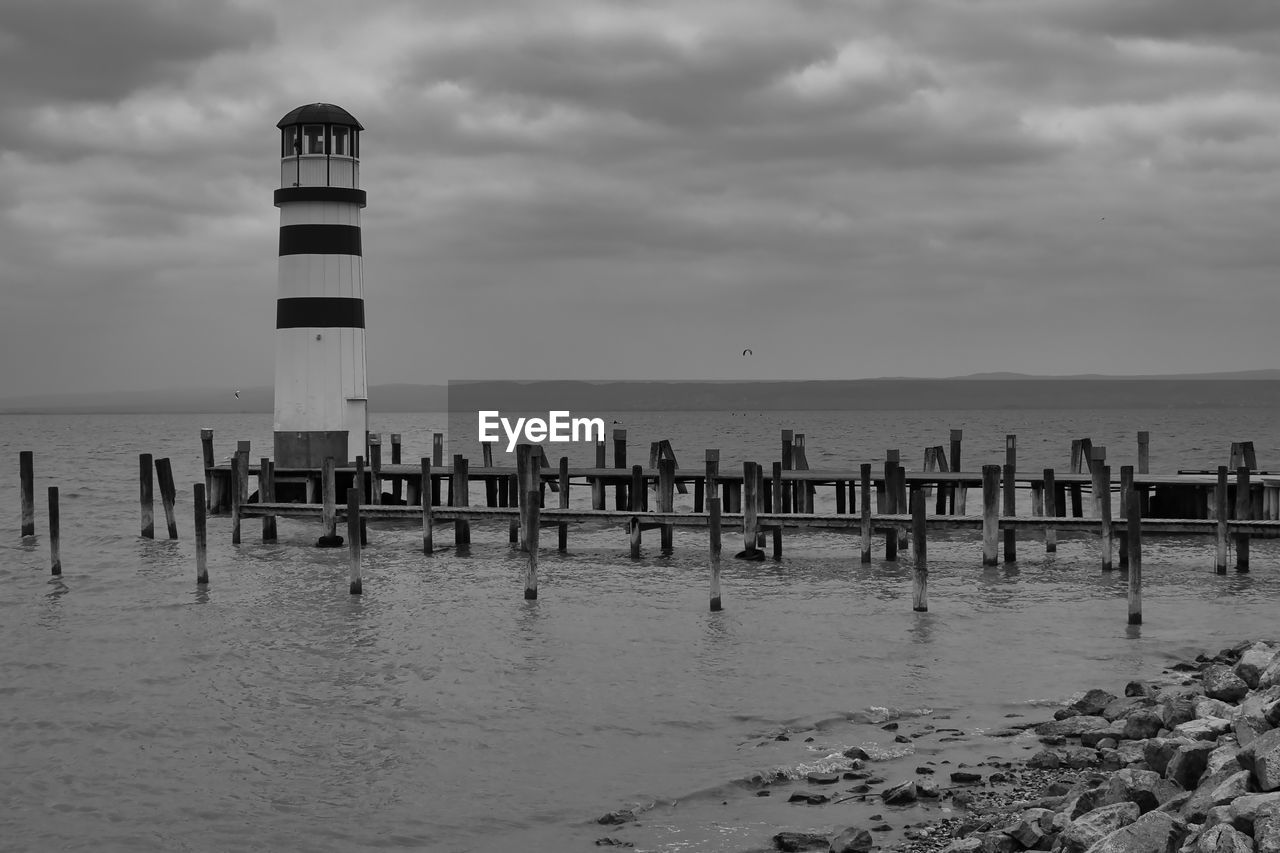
[
  {"x1": 319, "y1": 457, "x2": 340, "y2": 547},
  {"x1": 742, "y1": 462, "x2": 758, "y2": 555},
  {"x1": 630, "y1": 464, "x2": 645, "y2": 521},
  {"x1": 982, "y1": 465, "x2": 999, "y2": 566},
  {"x1": 1043, "y1": 468, "x2": 1057, "y2": 553},
  {"x1": 355, "y1": 456, "x2": 368, "y2": 546},
  {"x1": 708, "y1": 495, "x2": 723, "y2": 611},
  {"x1": 1090, "y1": 447, "x2": 1107, "y2": 517},
  {"x1": 369, "y1": 434, "x2": 382, "y2": 505},
  {"x1": 230, "y1": 453, "x2": 242, "y2": 545},
  {"x1": 860, "y1": 463, "x2": 872, "y2": 563},
  {"x1": 1118, "y1": 466, "x2": 1133, "y2": 569},
  {"x1": 483, "y1": 443, "x2": 497, "y2": 507},
  {"x1": 1127, "y1": 489, "x2": 1142, "y2": 625},
  {"x1": 613, "y1": 429, "x2": 628, "y2": 510},
  {"x1": 421, "y1": 458, "x2": 433, "y2": 554},
  {"x1": 1215, "y1": 466, "x2": 1228, "y2": 574},
  {"x1": 20, "y1": 450, "x2": 35, "y2": 537},
  {"x1": 200, "y1": 429, "x2": 215, "y2": 510},
  {"x1": 894, "y1": 458, "x2": 909, "y2": 551},
  {"x1": 883, "y1": 455, "x2": 897, "y2": 561},
  {"x1": 432, "y1": 433, "x2": 443, "y2": 467},
  {"x1": 1069, "y1": 440, "x2": 1084, "y2": 518},
  {"x1": 1097, "y1": 463, "x2": 1113, "y2": 571},
  {"x1": 194, "y1": 483, "x2": 207, "y2": 584},
  {"x1": 1137, "y1": 431, "x2": 1150, "y2": 475},
  {"x1": 391, "y1": 433, "x2": 403, "y2": 503},
  {"x1": 347, "y1": 489, "x2": 362, "y2": 594},
  {"x1": 911, "y1": 489, "x2": 927, "y2": 612},
  {"x1": 659, "y1": 458, "x2": 675, "y2": 552},
  {"x1": 509, "y1": 473, "x2": 521, "y2": 546},
  {"x1": 1236, "y1": 466, "x2": 1251, "y2": 572},
  {"x1": 151, "y1": 457, "x2": 178, "y2": 540},
  {"x1": 48, "y1": 486, "x2": 60, "y2": 576},
  {"x1": 140, "y1": 452, "x2": 155, "y2": 539},
  {"x1": 1002, "y1": 462, "x2": 1016, "y2": 563},
  {"x1": 591, "y1": 440, "x2": 606, "y2": 511},
  {"x1": 524, "y1": 490, "x2": 540, "y2": 600},
  {"x1": 949, "y1": 429, "x2": 963, "y2": 514},
  {"x1": 770, "y1": 460, "x2": 783, "y2": 559},
  {"x1": 558, "y1": 457, "x2": 569, "y2": 552},
  {"x1": 933, "y1": 446, "x2": 949, "y2": 515},
  {"x1": 453, "y1": 455, "x2": 470, "y2": 547},
  {"x1": 256, "y1": 458, "x2": 274, "y2": 543}
]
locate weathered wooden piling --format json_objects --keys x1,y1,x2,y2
[
  {"x1": 708, "y1": 495, "x2": 723, "y2": 611},
  {"x1": 432, "y1": 433, "x2": 443, "y2": 467},
  {"x1": 347, "y1": 489, "x2": 362, "y2": 594},
  {"x1": 230, "y1": 453, "x2": 242, "y2": 545},
  {"x1": 860, "y1": 463, "x2": 872, "y2": 563},
  {"x1": 982, "y1": 465, "x2": 999, "y2": 566},
  {"x1": 1097, "y1": 463, "x2": 1113, "y2": 571},
  {"x1": 524, "y1": 490, "x2": 540, "y2": 599},
  {"x1": 194, "y1": 483, "x2": 208, "y2": 585},
  {"x1": 1118, "y1": 466, "x2": 1133, "y2": 569},
  {"x1": 483, "y1": 443, "x2": 497, "y2": 507},
  {"x1": 1090, "y1": 447, "x2": 1107, "y2": 517},
  {"x1": 1215, "y1": 466, "x2": 1228, "y2": 574},
  {"x1": 1127, "y1": 489, "x2": 1142, "y2": 625},
  {"x1": 140, "y1": 452, "x2": 155, "y2": 539},
  {"x1": 355, "y1": 456, "x2": 368, "y2": 546},
  {"x1": 391, "y1": 433, "x2": 403, "y2": 502},
  {"x1": 421, "y1": 458, "x2": 433, "y2": 554},
  {"x1": 200, "y1": 428, "x2": 215, "y2": 510},
  {"x1": 884, "y1": 455, "x2": 898, "y2": 560},
  {"x1": 152, "y1": 457, "x2": 178, "y2": 540},
  {"x1": 453, "y1": 455, "x2": 470, "y2": 547},
  {"x1": 369, "y1": 434, "x2": 382, "y2": 505},
  {"x1": 20, "y1": 450, "x2": 34, "y2": 537},
  {"x1": 1236, "y1": 466, "x2": 1251, "y2": 572},
  {"x1": 1137, "y1": 431, "x2": 1150, "y2": 475},
  {"x1": 742, "y1": 462, "x2": 758, "y2": 555},
  {"x1": 659, "y1": 458, "x2": 676, "y2": 552},
  {"x1": 1002, "y1": 462, "x2": 1016, "y2": 563},
  {"x1": 771, "y1": 461, "x2": 783, "y2": 559},
  {"x1": 949, "y1": 429, "x2": 964, "y2": 514},
  {"x1": 318, "y1": 457, "x2": 340, "y2": 547},
  {"x1": 594, "y1": 441, "x2": 607, "y2": 510},
  {"x1": 48, "y1": 486, "x2": 60, "y2": 576},
  {"x1": 932, "y1": 446, "x2": 950, "y2": 515},
  {"x1": 911, "y1": 489, "x2": 927, "y2": 612},
  {"x1": 556, "y1": 457, "x2": 570, "y2": 552},
  {"x1": 614, "y1": 429, "x2": 628, "y2": 510},
  {"x1": 630, "y1": 464, "x2": 645, "y2": 557},
  {"x1": 1043, "y1": 468, "x2": 1057, "y2": 552},
  {"x1": 1069, "y1": 440, "x2": 1085, "y2": 518}
]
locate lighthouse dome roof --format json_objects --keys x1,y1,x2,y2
[{"x1": 277, "y1": 103, "x2": 363, "y2": 130}]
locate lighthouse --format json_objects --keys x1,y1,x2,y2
[{"x1": 273, "y1": 103, "x2": 368, "y2": 468}]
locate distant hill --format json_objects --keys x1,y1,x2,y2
[{"x1": 2, "y1": 372, "x2": 1279, "y2": 413}]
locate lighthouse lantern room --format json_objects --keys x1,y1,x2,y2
[{"x1": 273, "y1": 103, "x2": 368, "y2": 469}]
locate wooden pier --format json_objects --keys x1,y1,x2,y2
[{"x1": 15, "y1": 428, "x2": 1279, "y2": 621}]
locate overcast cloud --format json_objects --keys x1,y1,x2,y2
[{"x1": 2, "y1": 0, "x2": 1278, "y2": 395}]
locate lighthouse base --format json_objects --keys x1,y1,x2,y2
[{"x1": 274, "y1": 430, "x2": 350, "y2": 469}]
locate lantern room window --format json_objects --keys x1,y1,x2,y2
[
  {"x1": 282, "y1": 126, "x2": 299, "y2": 157},
  {"x1": 331, "y1": 126, "x2": 350, "y2": 157},
  {"x1": 302, "y1": 124, "x2": 326, "y2": 155}
]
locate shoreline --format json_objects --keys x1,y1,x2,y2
[{"x1": 592, "y1": 638, "x2": 1280, "y2": 853}]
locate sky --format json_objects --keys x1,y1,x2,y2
[{"x1": 2, "y1": 0, "x2": 1279, "y2": 397}]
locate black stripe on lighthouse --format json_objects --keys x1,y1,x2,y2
[
  {"x1": 278, "y1": 224, "x2": 362, "y2": 256},
  {"x1": 277, "y1": 297, "x2": 366, "y2": 329}
]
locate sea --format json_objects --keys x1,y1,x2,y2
[{"x1": 2, "y1": 408, "x2": 1279, "y2": 853}]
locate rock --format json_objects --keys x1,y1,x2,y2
[
  {"x1": 844, "y1": 747, "x2": 871, "y2": 761},
  {"x1": 1209, "y1": 744, "x2": 1243, "y2": 775},
  {"x1": 1161, "y1": 698, "x2": 1198, "y2": 730},
  {"x1": 1030, "y1": 750, "x2": 1063, "y2": 770},
  {"x1": 1060, "y1": 802, "x2": 1142, "y2": 853},
  {"x1": 882, "y1": 781, "x2": 918, "y2": 805},
  {"x1": 979, "y1": 833, "x2": 1021, "y2": 853},
  {"x1": 1203, "y1": 666, "x2": 1250, "y2": 704},
  {"x1": 1165, "y1": 742, "x2": 1215, "y2": 790},
  {"x1": 1254, "y1": 801, "x2": 1280, "y2": 853},
  {"x1": 1064, "y1": 746, "x2": 1104, "y2": 769},
  {"x1": 1105, "y1": 697, "x2": 1160, "y2": 723},
  {"x1": 1124, "y1": 710, "x2": 1167, "y2": 741},
  {"x1": 1173, "y1": 718, "x2": 1234, "y2": 742},
  {"x1": 789, "y1": 792, "x2": 831, "y2": 804},
  {"x1": 808, "y1": 772, "x2": 841, "y2": 785},
  {"x1": 1038, "y1": 717, "x2": 1114, "y2": 738},
  {"x1": 952, "y1": 771, "x2": 983, "y2": 783},
  {"x1": 597, "y1": 809, "x2": 636, "y2": 825},
  {"x1": 1081, "y1": 809, "x2": 1186, "y2": 853},
  {"x1": 1239, "y1": 728, "x2": 1280, "y2": 791},
  {"x1": 594, "y1": 838, "x2": 635, "y2": 847},
  {"x1": 1147, "y1": 739, "x2": 1194, "y2": 776},
  {"x1": 945, "y1": 840, "x2": 983, "y2": 853},
  {"x1": 1259, "y1": 658, "x2": 1280, "y2": 691},
  {"x1": 1075, "y1": 690, "x2": 1123, "y2": 716},
  {"x1": 830, "y1": 827, "x2": 874, "y2": 853},
  {"x1": 919, "y1": 780, "x2": 941, "y2": 798},
  {"x1": 1128, "y1": 682, "x2": 1154, "y2": 698},
  {"x1": 1208, "y1": 771, "x2": 1254, "y2": 808},
  {"x1": 773, "y1": 831, "x2": 830, "y2": 851},
  {"x1": 1193, "y1": 823, "x2": 1253, "y2": 853},
  {"x1": 1235, "y1": 688, "x2": 1280, "y2": 748},
  {"x1": 1228, "y1": 792, "x2": 1280, "y2": 834},
  {"x1": 1234, "y1": 642, "x2": 1280, "y2": 689},
  {"x1": 1194, "y1": 698, "x2": 1238, "y2": 721},
  {"x1": 1181, "y1": 767, "x2": 1246, "y2": 823},
  {"x1": 1097, "y1": 768, "x2": 1168, "y2": 814},
  {"x1": 1085, "y1": 725, "x2": 1130, "y2": 749}
]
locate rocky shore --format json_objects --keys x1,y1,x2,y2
[{"x1": 598, "y1": 639, "x2": 1280, "y2": 853}]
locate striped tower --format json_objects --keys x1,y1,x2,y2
[{"x1": 273, "y1": 103, "x2": 368, "y2": 468}]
